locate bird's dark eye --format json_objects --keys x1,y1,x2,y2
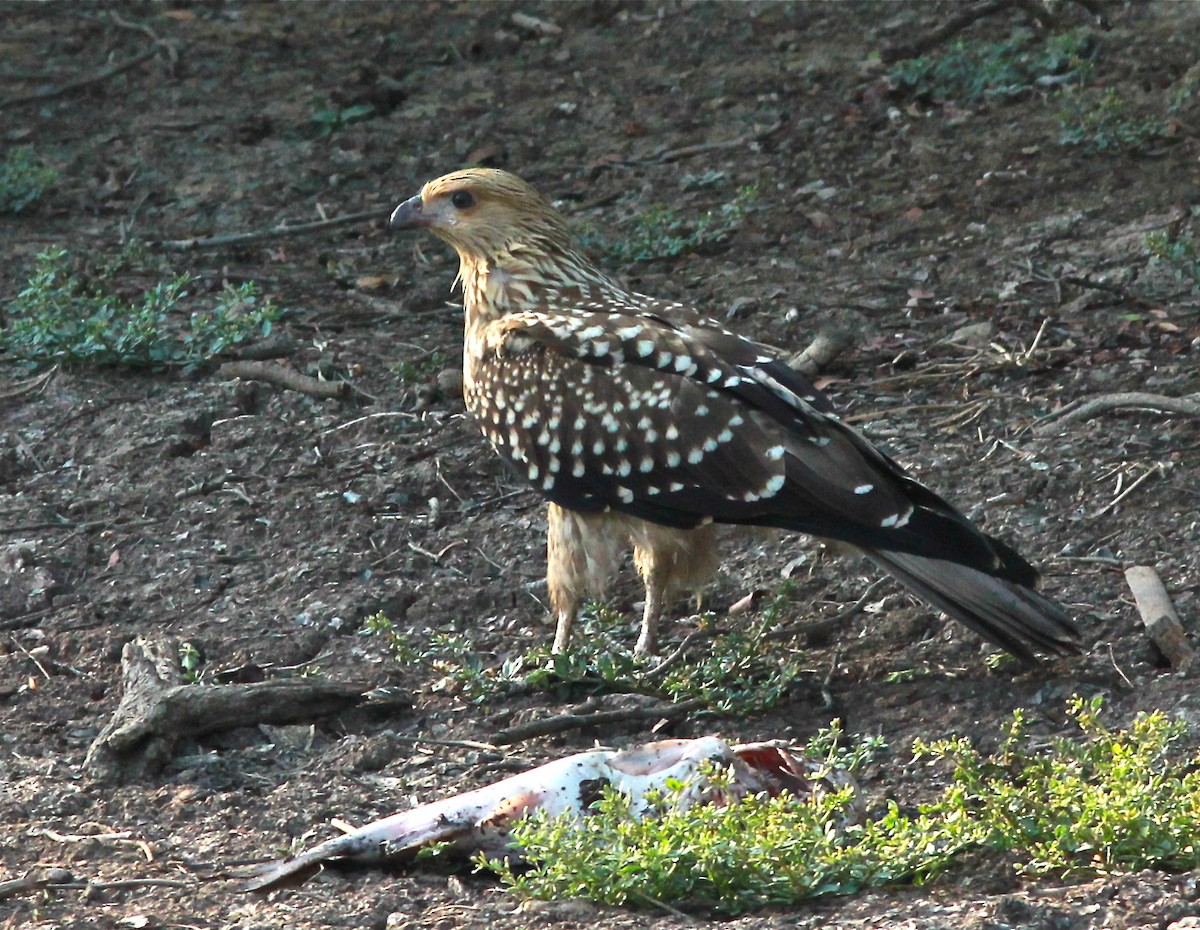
[{"x1": 450, "y1": 190, "x2": 475, "y2": 210}]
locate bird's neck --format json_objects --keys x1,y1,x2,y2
[{"x1": 458, "y1": 246, "x2": 627, "y2": 333}]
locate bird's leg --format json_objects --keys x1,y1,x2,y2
[
  {"x1": 552, "y1": 602, "x2": 577, "y2": 654},
  {"x1": 546, "y1": 504, "x2": 624, "y2": 654},
  {"x1": 631, "y1": 523, "x2": 720, "y2": 657},
  {"x1": 547, "y1": 504, "x2": 580, "y2": 653},
  {"x1": 634, "y1": 571, "x2": 667, "y2": 657}
]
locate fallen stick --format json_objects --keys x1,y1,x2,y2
[
  {"x1": 0, "y1": 869, "x2": 74, "y2": 902},
  {"x1": 0, "y1": 45, "x2": 164, "y2": 110},
  {"x1": 0, "y1": 366, "x2": 57, "y2": 400},
  {"x1": 880, "y1": 1, "x2": 1008, "y2": 64},
  {"x1": 1124, "y1": 565, "x2": 1194, "y2": 672},
  {"x1": 598, "y1": 119, "x2": 784, "y2": 170},
  {"x1": 218, "y1": 360, "x2": 371, "y2": 403},
  {"x1": 156, "y1": 209, "x2": 385, "y2": 251},
  {"x1": 1093, "y1": 464, "x2": 1162, "y2": 518},
  {"x1": 491, "y1": 698, "x2": 704, "y2": 746},
  {"x1": 766, "y1": 577, "x2": 891, "y2": 642},
  {"x1": 1033, "y1": 392, "x2": 1200, "y2": 434}
]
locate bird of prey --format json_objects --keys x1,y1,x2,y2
[{"x1": 390, "y1": 168, "x2": 1081, "y2": 661}]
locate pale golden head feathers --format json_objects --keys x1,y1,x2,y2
[{"x1": 390, "y1": 168, "x2": 575, "y2": 263}]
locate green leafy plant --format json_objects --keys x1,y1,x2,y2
[
  {"x1": 481, "y1": 698, "x2": 1200, "y2": 914},
  {"x1": 1057, "y1": 87, "x2": 1168, "y2": 153},
  {"x1": 0, "y1": 147, "x2": 58, "y2": 214},
  {"x1": 1145, "y1": 229, "x2": 1200, "y2": 293},
  {"x1": 310, "y1": 102, "x2": 375, "y2": 137},
  {"x1": 361, "y1": 612, "x2": 497, "y2": 700},
  {"x1": 1, "y1": 248, "x2": 282, "y2": 370},
  {"x1": 394, "y1": 348, "x2": 448, "y2": 385},
  {"x1": 800, "y1": 717, "x2": 888, "y2": 773},
  {"x1": 1168, "y1": 66, "x2": 1200, "y2": 115},
  {"x1": 515, "y1": 586, "x2": 808, "y2": 715},
  {"x1": 916, "y1": 695, "x2": 1200, "y2": 878},
  {"x1": 657, "y1": 620, "x2": 804, "y2": 715},
  {"x1": 883, "y1": 665, "x2": 929, "y2": 684},
  {"x1": 364, "y1": 583, "x2": 806, "y2": 714},
  {"x1": 178, "y1": 642, "x2": 204, "y2": 683},
  {"x1": 580, "y1": 186, "x2": 758, "y2": 264},
  {"x1": 891, "y1": 28, "x2": 1092, "y2": 103}
]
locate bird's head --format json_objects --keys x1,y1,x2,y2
[{"x1": 390, "y1": 168, "x2": 575, "y2": 265}]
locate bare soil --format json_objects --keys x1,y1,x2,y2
[{"x1": 2, "y1": 3, "x2": 1199, "y2": 928}]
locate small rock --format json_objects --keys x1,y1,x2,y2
[
  {"x1": 946, "y1": 321, "x2": 994, "y2": 347},
  {"x1": 0, "y1": 541, "x2": 35, "y2": 574},
  {"x1": 436, "y1": 367, "x2": 464, "y2": 396},
  {"x1": 519, "y1": 898, "x2": 603, "y2": 921},
  {"x1": 993, "y1": 896, "x2": 1034, "y2": 924}
]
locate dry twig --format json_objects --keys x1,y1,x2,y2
[
  {"x1": 1059, "y1": 274, "x2": 1155, "y2": 308},
  {"x1": 491, "y1": 698, "x2": 703, "y2": 745},
  {"x1": 1094, "y1": 464, "x2": 1164, "y2": 518},
  {"x1": 1033, "y1": 392, "x2": 1200, "y2": 434},
  {"x1": 8, "y1": 635, "x2": 51, "y2": 680},
  {"x1": 156, "y1": 209, "x2": 386, "y2": 251},
  {"x1": 880, "y1": 0, "x2": 1105, "y2": 65},
  {"x1": 387, "y1": 734, "x2": 499, "y2": 752},
  {"x1": 880, "y1": 1, "x2": 1009, "y2": 64},
  {"x1": 218, "y1": 360, "x2": 372, "y2": 404},
  {"x1": 0, "y1": 45, "x2": 165, "y2": 110},
  {"x1": 599, "y1": 119, "x2": 784, "y2": 169},
  {"x1": 0, "y1": 869, "x2": 74, "y2": 901},
  {"x1": 766, "y1": 578, "x2": 891, "y2": 642},
  {"x1": 0, "y1": 366, "x2": 57, "y2": 401}
]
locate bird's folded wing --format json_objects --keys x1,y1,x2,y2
[{"x1": 473, "y1": 306, "x2": 1014, "y2": 573}]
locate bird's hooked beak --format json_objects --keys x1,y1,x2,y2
[{"x1": 389, "y1": 193, "x2": 431, "y2": 230}]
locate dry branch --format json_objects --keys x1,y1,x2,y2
[
  {"x1": 0, "y1": 45, "x2": 165, "y2": 110},
  {"x1": 1124, "y1": 565, "x2": 1194, "y2": 672},
  {"x1": 599, "y1": 119, "x2": 784, "y2": 170},
  {"x1": 83, "y1": 637, "x2": 370, "y2": 782},
  {"x1": 218, "y1": 360, "x2": 370, "y2": 403},
  {"x1": 0, "y1": 869, "x2": 75, "y2": 902},
  {"x1": 1094, "y1": 464, "x2": 1163, "y2": 518},
  {"x1": 219, "y1": 335, "x2": 299, "y2": 362},
  {"x1": 1033, "y1": 392, "x2": 1200, "y2": 434},
  {"x1": 880, "y1": 1, "x2": 1009, "y2": 64},
  {"x1": 879, "y1": 0, "x2": 1106, "y2": 65},
  {"x1": 0, "y1": 366, "x2": 57, "y2": 401},
  {"x1": 766, "y1": 577, "x2": 891, "y2": 643},
  {"x1": 156, "y1": 209, "x2": 386, "y2": 251},
  {"x1": 491, "y1": 698, "x2": 703, "y2": 745}
]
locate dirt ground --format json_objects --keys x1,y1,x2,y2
[{"x1": 3, "y1": 2, "x2": 1200, "y2": 928}]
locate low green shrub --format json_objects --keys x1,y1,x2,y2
[{"x1": 2, "y1": 248, "x2": 282, "y2": 370}]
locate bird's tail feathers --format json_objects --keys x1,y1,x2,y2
[{"x1": 861, "y1": 548, "x2": 1082, "y2": 661}]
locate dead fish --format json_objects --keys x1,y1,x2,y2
[{"x1": 244, "y1": 736, "x2": 853, "y2": 892}]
